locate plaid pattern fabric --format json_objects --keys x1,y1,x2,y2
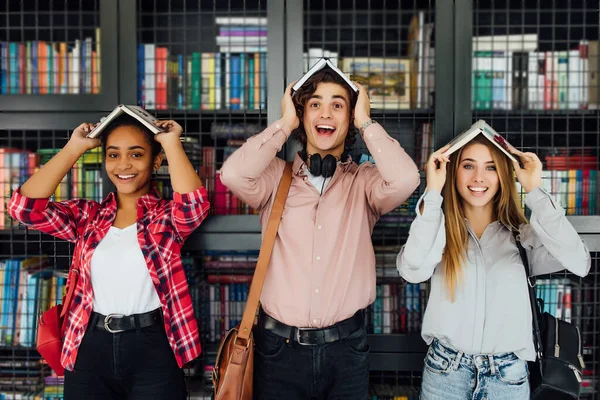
[{"x1": 8, "y1": 187, "x2": 210, "y2": 371}]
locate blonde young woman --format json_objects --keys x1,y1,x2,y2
[{"x1": 396, "y1": 136, "x2": 590, "y2": 400}]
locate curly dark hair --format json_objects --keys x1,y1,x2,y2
[
  {"x1": 100, "y1": 114, "x2": 162, "y2": 159},
  {"x1": 292, "y1": 68, "x2": 359, "y2": 152}
]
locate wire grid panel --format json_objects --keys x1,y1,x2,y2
[
  {"x1": 472, "y1": 0, "x2": 600, "y2": 217},
  {"x1": 0, "y1": 0, "x2": 102, "y2": 95},
  {"x1": 137, "y1": 0, "x2": 268, "y2": 216}
]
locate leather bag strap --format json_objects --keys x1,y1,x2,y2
[{"x1": 236, "y1": 162, "x2": 293, "y2": 342}]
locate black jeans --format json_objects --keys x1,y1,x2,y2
[
  {"x1": 253, "y1": 320, "x2": 370, "y2": 400},
  {"x1": 64, "y1": 322, "x2": 187, "y2": 399}
]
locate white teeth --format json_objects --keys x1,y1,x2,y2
[
  {"x1": 117, "y1": 174, "x2": 135, "y2": 179},
  {"x1": 469, "y1": 187, "x2": 487, "y2": 192},
  {"x1": 316, "y1": 125, "x2": 335, "y2": 130}
]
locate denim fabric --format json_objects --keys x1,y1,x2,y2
[
  {"x1": 420, "y1": 339, "x2": 530, "y2": 400},
  {"x1": 253, "y1": 323, "x2": 370, "y2": 400},
  {"x1": 64, "y1": 323, "x2": 187, "y2": 400}
]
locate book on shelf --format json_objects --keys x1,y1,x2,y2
[
  {"x1": 292, "y1": 57, "x2": 357, "y2": 95},
  {"x1": 0, "y1": 28, "x2": 101, "y2": 95},
  {"x1": 442, "y1": 119, "x2": 517, "y2": 163},
  {"x1": 472, "y1": 37, "x2": 599, "y2": 110},
  {"x1": 341, "y1": 57, "x2": 411, "y2": 109},
  {"x1": 86, "y1": 105, "x2": 165, "y2": 139}
]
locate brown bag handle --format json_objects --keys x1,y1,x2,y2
[{"x1": 235, "y1": 162, "x2": 293, "y2": 343}]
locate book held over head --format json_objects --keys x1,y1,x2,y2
[
  {"x1": 442, "y1": 119, "x2": 518, "y2": 163},
  {"x1": 86, "y1": 105, "x2": 165, "y2": 138},
  {"x1": 292, "y1": 57, "x2": 359, "y2": 96}
]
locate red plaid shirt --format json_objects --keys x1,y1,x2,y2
[{"x1": 8, "y1": 187, "x2": 210, "y2": 371}]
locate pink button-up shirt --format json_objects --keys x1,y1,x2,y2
[{"x1": 220, "y1": 120, "x2": 419, "y2": 328}]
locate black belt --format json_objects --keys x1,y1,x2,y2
[
  {"x1": 90, "y1": 309, "x2": 163, "y2": 333},
  {"x1": 257, "y1": 308, "x2": 365, "y2": 345}
]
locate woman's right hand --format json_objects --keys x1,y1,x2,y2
[
  {"x1": 281, "y1": 81, "x2": 299, "y2": 131},
  {"x1": 67, "y1": 123, "x2": 101, "y2": 154},
  {"x1": 425, "y1": 146, "x2": 451, "y2": 193}
]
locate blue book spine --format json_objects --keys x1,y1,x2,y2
[
  {"x1": 9, "y1": 42, "x2": 18, "y2": 94},
  {"x1": 230, "y1": 55, "x2": 241, "y2": 110},
  {"x1": 260, "y1": 52, "x2": 267, "y2": 108},
  {"x1": 576, "y1": 170, "x2": 583, "y2": 215},
  {"x1": 177, "y1": 54, "x2": 184, "y2": 109},
  {"x1": 137, "y1": 44, "x2": 145, "y2": 106},
  {"x1": 31, "y1": 41, "x2": 38, "y2": 94},
  {"x1": 0, "y1": 42, "x2": 6, "y2": 94}
]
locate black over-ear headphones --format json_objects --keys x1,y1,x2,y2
[{"x1": 301, "y1": 150, "x2": 349, "y2": 178}]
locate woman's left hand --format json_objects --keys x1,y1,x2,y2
[
  {"x1": 153, "y1": 120, "x2": 183, "y2": 145},
  {"x1": 509, "y1": 146, "x2": 543, "y2": 193}
]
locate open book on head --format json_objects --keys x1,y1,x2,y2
[
  {"x1": 86, "y1": 105, "x2": 165, "y2": 139},
  {"x1": 442, "y1": 119, "x2": 518, "y2": 163},
  {"x1": 292, "y1": 57, "x2": 359, "y2": 96}
]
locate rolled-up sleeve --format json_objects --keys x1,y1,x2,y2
[{"x1": 171, "y1": 186, "x2": 211, "y2": 242}]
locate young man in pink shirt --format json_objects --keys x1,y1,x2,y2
[{"x1": 220, "y1": 69, "x2": 420, "y2": 399}]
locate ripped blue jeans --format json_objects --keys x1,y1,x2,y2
[{"x1": 420, "y1": 339, "x2": 530, "y2": 400}]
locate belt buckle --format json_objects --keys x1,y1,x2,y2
[
  {"x1": 104, "y1": 313, "x2": 125, "y2": 333},
  {"x1": 295, "y1": 328, "x2": 317, "y2": 346}
]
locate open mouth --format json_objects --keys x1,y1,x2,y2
[
  {"x1": 468, "y1": 186, "x2": 488, "y2": 195},
  {"x1": 315, "y1": 124, "x2": 337, "y2": 136},
  {"x1": 116, "y1": 174, "x2": 137, "y2": 181}
]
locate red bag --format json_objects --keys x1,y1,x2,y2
[{"x1": 36, "y1": 269, "x2": 79, "y2": 376}]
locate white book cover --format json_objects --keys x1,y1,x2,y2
[
  {"x1": 505, "y1": 52, "x2": 513, "y2": 110},
  {"x1": 442, "y1": 119, "x2": 518, "y2": 163},
  {"x1": 568, "y1": 50, "x2": 581, "y2": 110},
  {"x1": 224, "y1": 53, "x2": 231, "y2": 107},
  {"x1": 307, "y1": 48, "x2": 324, "y2": 69},
  {"x1": 215, "y1": 36, "x2": 267, "y2": 46},
  {"x1": 71, "y1": 39, "x2": 80, "y2": 94},
  {"x1": 217, "y1": 45, "x2": 266, "y2": 53},
  {"x1": 292, "y1": 57, "x2": 358, "y2": 95},
  {"x1": 144, "y1": 43, "x2": 156, "y2": 109},
  {"x1": 215, "y1": 17, "x2": 268, "y2": 26},
  {"x1": 87, "y1": 105, "x2": 164, "y2": 138},
  {"x1": 473, "y1": 34, "x2": 538, "y2": 52}
]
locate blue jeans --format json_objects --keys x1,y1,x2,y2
[
  {"x1": 420, "y1": 339, "x2": 530, "y2": 400},
  {"x1": 253, "y1": 322, "x2": 369, "y2": 399}
]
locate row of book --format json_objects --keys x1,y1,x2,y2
[
  {"x1": 370, "y1": 283, "x2": 429, "y2": 335},
  {"x1": 0, "y1": 256, "x2": 65, "y2": 348},
  {"x1": 0, "y1": 374, "x2": 62, "y2": 400},
  {"x1": 472, "y1": 35, "x2": 600, "y2": 110},
  {"x1": 138, "y1": 17, "x2": 268, "y2": 111},
  {"x1": 0, "y1": 29, "x2": 101, "y2": 95}
]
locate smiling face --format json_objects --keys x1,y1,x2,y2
[
  {"x1": 302, "y1": 82, "x2": 351, "y2": 157},
  {"x1": 104, "y1": 125, "x2": 162, "y2": 198},
  {"x1": 455, "y1": 143, "x2": 500, "y2": 210}
]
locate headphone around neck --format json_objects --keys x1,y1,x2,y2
[{"x1": 300, "y1": 149, "x2": 348, "y2": 178}]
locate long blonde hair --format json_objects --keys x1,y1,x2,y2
[{"x1": 441, "y1": 135, "x2": 528, "y2": 300}]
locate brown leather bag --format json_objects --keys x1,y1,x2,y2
[{"x1": 212, "y1": 162, "x2": 293, "y2": 400}]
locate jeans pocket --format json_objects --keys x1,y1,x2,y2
[
  {"x1": 497, "y1": 359, "x2": 529, "y2": 385},
  {"x1": 424, "y1": 347, "x2": 451, "y2": 375},
  {"x1": 254, "y1": 329, "x2": 286, "y2": 359},
  {"x1": 142, "y1": 324, "x2": 169, "y2": 346},
  {"x1": 342, "y1": 328, "x2": 370, "y2": 356}
]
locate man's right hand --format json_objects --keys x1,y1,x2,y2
[
  {"x1": 425, "y1": 145, "x2": 451, "y2": 193},
  {"x1": 67, "y1": 122, "x2": 101, "y2": 154},
  {"x1": 281, "y1": 81, "x2": 300, "y2": 131}
]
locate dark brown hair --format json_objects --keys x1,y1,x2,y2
[{"x1": 292, "y1": 68, "x2": 359, "y2": 150}]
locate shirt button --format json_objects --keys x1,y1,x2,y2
[
  {"x1": 275, "y1": 123, "x2": 281, "y2": 129},
  {"x1": 303, "y1": 176, "x2": 308, "y2": 181},
  {"x1": 317, "y1": 225, "x2": 322, "y2": 230},
  {"x1": 316, "y1": 256, "x2": 321, "y2": 261},
  {"x1": 369, "y1": 133, "x2": 373, "y2": 138},
  {"x1": 377, "y1": 148, "x2": 382, "y2": 153},
  {"x1": 314, "y1": 289, "x2": 319, "y2": 293},
  {"x1": 313, "y1": 319, "x2": 318, "y2": 324},
  {"x1": 262, "y1": 138, "x2": 266, "y2": 143}
]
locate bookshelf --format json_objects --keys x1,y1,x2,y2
[{"x1": 0, "y1": 0, "x2": 598, "y2": 399}]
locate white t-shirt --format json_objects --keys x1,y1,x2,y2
[{"x1": 90, "y1": 223, "x2": 161, "y2": 315}]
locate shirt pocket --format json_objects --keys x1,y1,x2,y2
[{"x1": 148, "y1": 221, "x2": 180, "y2": 262}]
